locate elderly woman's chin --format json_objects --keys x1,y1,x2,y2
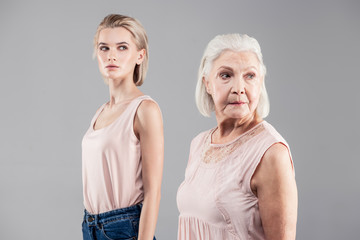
[{"x1": 222, "y1": 105, "x2": 258, "y2": 122}]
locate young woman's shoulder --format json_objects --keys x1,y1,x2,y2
[
  {"x1": 134, "y1": 98, "x2": 163, "y2": 139},
  {"x1": 136, "y1": 99, "x2": 162, "y2": 121}
]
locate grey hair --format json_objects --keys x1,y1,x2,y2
[{"x1": 195, "y1": 33, "x2": 270, "y2": 118}]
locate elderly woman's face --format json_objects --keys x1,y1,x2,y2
[{"x1": 204, "y1": 51, "x2": 263, "y2": 121}]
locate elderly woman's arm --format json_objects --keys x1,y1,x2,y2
[
  {"x1": 134, "y1": 100, "x2": 164, "y2": 240},
  {"x1": 251, "y1": 143, "x2": 298, "y2": 240}
]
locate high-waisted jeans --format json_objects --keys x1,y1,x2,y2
[{"x1": 82, "y1": 203, "x2": 156, "y2": 240}]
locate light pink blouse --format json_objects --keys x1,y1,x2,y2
[
  {"x1": 177, "y1": 121, "x2": 293, "y2": 240},
  {"x1": 82, "y1": 95, "x2": 154, "y2": 214}
]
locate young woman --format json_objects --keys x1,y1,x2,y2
[{"x1": 82, "y1": 14, "x2": 163, "y2": 240}]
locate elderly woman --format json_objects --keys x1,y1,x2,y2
[
  {"x1": 82, "y1": 14, "x2": 163, "y2": 240},
  {"x1": 177, "y1": 34, "x2": 297, "y2": 240}
]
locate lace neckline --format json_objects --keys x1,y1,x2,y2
[
  {"x1": 209, "y1": 121, "x2": 265, "y2": 147},
  {"x1": 201, "y1": 121, "x2": 266, "y2": 164}
]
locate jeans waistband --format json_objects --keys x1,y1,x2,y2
[{"x1": 83, "y1": 203, "x2": 142, "y2": 226}]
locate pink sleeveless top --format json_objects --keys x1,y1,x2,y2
[
  {"x1": 82, "y1": 95, "x2": 154, "y2": 214},
  {"x1": 177, "y1": 121, "x2": 293, "y2": 240}
]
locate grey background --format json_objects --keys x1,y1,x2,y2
[{"x1": 0, "y1": 0, "x2": 359, "y2": 239}]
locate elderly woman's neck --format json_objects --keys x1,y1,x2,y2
[{"x1": 214, "y1": 115, "x2": 262, "y2": 142}]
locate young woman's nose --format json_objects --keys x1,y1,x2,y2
[{"x1": 107, "y1": 49, "x2": 117, "y2": 61}]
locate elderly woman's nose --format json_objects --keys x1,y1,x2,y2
[{"x1": 232, "y1": 78, "x2": 245, "y2": 94}]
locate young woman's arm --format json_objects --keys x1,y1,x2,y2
[
  {"x1": 251, "y1": 143, "x2": 298, "y2": 240},
  {"x1": 134, "y1": 100, "x2": 164, "y2": 240}
]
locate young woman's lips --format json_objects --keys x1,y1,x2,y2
[{"x1": 106, "y1": 65, "x2": 119, "y2": 69}]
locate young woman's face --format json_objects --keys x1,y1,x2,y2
[
  {"x1": 204, "y1": 51, "x2": 263, "y2": 121},
  {"x1": 96, "y1": 27, "x2": 144, "y2": 83}
]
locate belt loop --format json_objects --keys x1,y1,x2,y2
[{"x1": 94, "y1": 214, "x2": 99, "y2": 225}]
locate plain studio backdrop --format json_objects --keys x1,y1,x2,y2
[{"x1": 0, "y1": 0, "x2": 359, "y2": 239}]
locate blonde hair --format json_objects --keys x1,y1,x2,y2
[
  {"x1": 94, "y1": 14, "x2": 149, "y2": 86},
  {"x1": 195, "y1": 33, "x2": 270, "y2": 118}
]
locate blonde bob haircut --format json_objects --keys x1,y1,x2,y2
[
  {"x1": 94, "y1": 14, "x2": 149, "y2": 86},
  {"x1": 195, "y1": 33, "x2": 270, "y2": 118}
]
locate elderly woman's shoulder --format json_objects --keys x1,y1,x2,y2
[
  {"x1": 261, "y1": 121, "x2": 285, "y2": 136},
  {"x1": 189, "y1": 128, "x2": 213, "y2": 147},
  {"x1": 260, "y1": 121, "x2": 290, "y2": 147}
]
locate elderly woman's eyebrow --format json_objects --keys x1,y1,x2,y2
[
  {"x1": 217, "y1": 66, "x2": 233, "y2": 71},
  {"x1": 243, "y1": 66, "x2": 259, "y2": 71},
  {"x1": 217, "y1": 65, "x2": 258, "y2": 72}
]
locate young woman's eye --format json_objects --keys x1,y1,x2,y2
[
  {"x1": 119, "y1": 45, "x2": 127, "y2": 50},
  {"x1": 220, "y1": 73, "x2": 231, "y2": 80},
  {"x1": 99, "y1": 46, "x2": 109, "y2": 51}
]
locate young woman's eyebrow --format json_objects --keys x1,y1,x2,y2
[
  {"x1": 98, "y1": 41, "x2": 129, "y2": 46},
  {"x1": 116, "y1": 42, "x2": 129, "y2": 45}
]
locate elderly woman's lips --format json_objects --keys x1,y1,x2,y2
[{"x1": 229, "y1": 101, "x2": 246, "y2": 105}]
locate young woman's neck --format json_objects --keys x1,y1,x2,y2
[{"x1": 107, "y1": 77, "x2": 143, "y2": 106}]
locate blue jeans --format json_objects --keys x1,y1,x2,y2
[{"x1": 82, "y1": 203, "x2": 156, "y2": 240}]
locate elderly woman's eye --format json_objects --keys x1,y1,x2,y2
[
  {"x1": 220, "y1": 73, "x2": 231, "y2": 79},
  {"x1": 246, "y1": 73, "x2": 255, "y2": 79}
]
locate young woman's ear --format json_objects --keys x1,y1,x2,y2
[{"x1": 136, "y1": 49, "x2": 146, "y2": 65}]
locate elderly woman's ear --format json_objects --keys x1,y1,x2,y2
[{"x1": 202, "y1": 77, "x2": 212, "y2": 95}]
